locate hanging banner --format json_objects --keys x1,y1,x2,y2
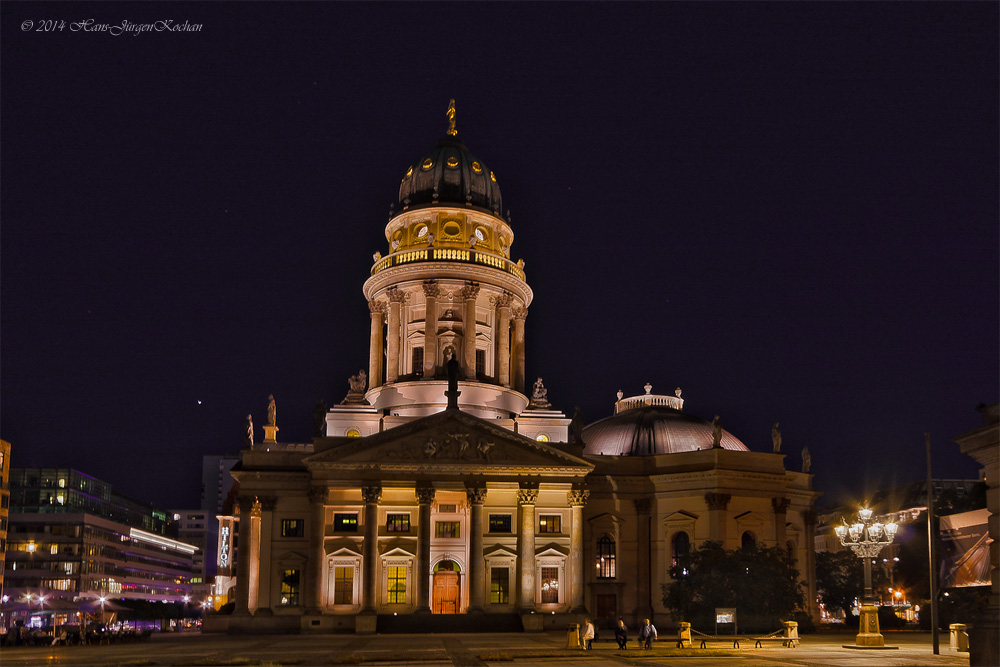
[{"x1": 939, "y1": 508, "x2": 991, "y2": 588}]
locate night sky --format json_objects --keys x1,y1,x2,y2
[{"x1": 2, "y1": 3, "x2": 996, "y2": 512}]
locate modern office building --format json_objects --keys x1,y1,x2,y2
[
  {"x1": 4, "y1": 468, "x2": 197, "y2": 603},
  {"x1": 0, "y1": 440, "x2": 11, "y2": 599}
]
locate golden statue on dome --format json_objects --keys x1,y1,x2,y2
[{"x1": 446, "y1": 99, "x2": 457, "y2": 136}]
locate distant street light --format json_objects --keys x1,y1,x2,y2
[{"x1": 834, "y1": 507, "x2": 899, "y2": 649}]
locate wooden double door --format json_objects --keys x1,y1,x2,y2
[{"x1": 432, "y1": 570, "x2": 460, "y2": 613}]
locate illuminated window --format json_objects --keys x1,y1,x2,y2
[
  {"x1": 346, "y1": 429, "x2": 361, "y2": 438},
  {"x1": 438, "y1": 504, "x2": 457, "y2": 513},
  {"x1": 435, "y1": 521, "x2": 460, "y2": 538},
  {"x1": 596, "y1": 535, "x2": 616, "y2": 579},
  {"x1": 281, "y1": 519, "x2": 305, "y2": 537},
  {"x1": 280, "y1": 569, "x2": 300, "y2": 605},
  {"x1": 50, "y1": 545, "x2": 58, "y2": 555},
  {"x1": 536, "y1": 434, "x2": 549, "y2": 442},
  {"x1": 489, "y1": 515, "x2": 511, "y2": 533},
  {"x1": 490, "y1": 568, "x2": 509, "y2": 604},
  {"x1": 538, "y1": 515, "x2": 561, "y2": 533},
  {"x1": 540, "y1": 567, "x2": 559, "y2": 603},
  {"x1": 386, "y1": 514, "x2": 410, "y2": 532},
  {"x1": 387, "y1": 566, "x2": 406, "y2": 604},
  {"x1": 333, "y1": 567, "x2": 353, "y2": 604},
  {"x1": 334, "y1": 514, "x2": 358, "y2": 533}
]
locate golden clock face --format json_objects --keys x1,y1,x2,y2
[
  {"x1": 474, "y1": 228, "x2": 485, "y2": 241},
  {"x1": 415, "y1": 224, "x2": 428, "y2": 238}
]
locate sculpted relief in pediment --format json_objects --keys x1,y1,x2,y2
[{"x1": 365, "y1": 425, "x2": 511, "y2": 463}]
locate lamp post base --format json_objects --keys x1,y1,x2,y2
[{"x1": 842, "y1": 604, "x2": 898, "y2": 649}]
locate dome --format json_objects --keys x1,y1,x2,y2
[
  {"x1": 398, "y1": 135, "x2": 503, "y2": 214},
  {"x1": 582, "y1": 406, "x2": 750, "y2": 456}
]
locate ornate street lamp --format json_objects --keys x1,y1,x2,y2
[{"x1": 834, "y1": 508, "x2": 899, "y2": 648}]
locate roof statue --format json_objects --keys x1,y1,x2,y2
[
  {"x1": 772, "y1": 421, "x2": 782, "y2": 453},
  {"x1": 711, "y1": 415, "x2": 723, "y2": 449},
  {"x1": 801, "y1": 447, "x2": 812, "y2": 473},
  {"x1": 267, "y1": 394, "x2": 276, "y2": 427},
  {"x1": 617, "y1": 390, "x2": 624, "y2": 401},
  {"x1": 529, "y1": 377, "x2": 551, "y2": 409},
  {"x1": 675, "y1": 387, "x2": 682, "y2": 399},
  {"x1": 571, "y1": 407, "x2": 585, "y2": 445},
  {"x1": 312, "y1": 399, "x2": 327, "y2": 437},
  {"x1": 244, "y1": 414, "x2": 254, "y2": 449},
  {"x1": 445, "y1": 353, "x2": 461, "y2": 409},
  {"x1": 446, "y1": 99, "x2": 457, "y2": 136},
  {"x1": 644, "y1": 382, "x2": 653, "y2": 395},
  {"x1": 341, "y1": 370, "x2": 370, "y2": 405}
]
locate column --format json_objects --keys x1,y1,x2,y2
[
  {"x1": 460, "y1": 283, "x2": 480, "y2": 380},
  {"x1": 233, "y1": 495, "x2": 254, "y2": 616},
  {"x1": 705, "y1": 493, "x2": 731, "y2": 546},
  {"x1": 422, "y1": 282, "x2": 441, "y2": 378},
  {"x1": 306, "y1": 487, "x2": 327, "y2": 612},
  {"x1": 368, "y1": 300, "x2": 386, "y2": 389},
  {"x1": 494, "y1": 293, "x2": 512, "y2": 387},
  {"x1": 248, "y1": 498, "x2": 262, "y2": 612},
  {"x1": 772, "y1": 497, "x2": 789, "y2": 548},
  {"x1": 256, "y1": 496, "x2": 277, "y2": 612},
  {"x1": 634, "y1": 498, "x2": 653, "y2": 619},
  {"x1": 361, "y1": 485, "x2": 382, "y2": 613},
  {"x1": 511, "y1": 306, "x2": 527, "y2": 394},
  {"x1": 517, "y1": 485, "x2": 538, "y2": 611},
  {"x1": 386, "y1": 287, "x2": 406, "y2": 383},
  {"x1": 415, "y1": 486, "x2": 435, "y2": 613},
  {"x1": 466, "y1": 486, "x2": 487, "y2": 613},
  {"x1": 568, "y1": 489, "x2": 589, "y2": 613}
]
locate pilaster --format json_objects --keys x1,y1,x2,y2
[
  {"x1": 306, "y1": 487, "x2": 327, "y2": 611},
  {"x1": 634, "y1": 497, "x2": 653, "y2": 619}
]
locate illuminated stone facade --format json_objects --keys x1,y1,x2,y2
[{"x1": 215, "y1": 107, "x2": 819, "y2": 634}]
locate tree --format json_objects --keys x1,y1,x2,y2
[
  {"x1": 815, "y1": 549, "x2": 862, "y2": 617},
  {"x1": 662, "y1": 541, "x2": 804, "y2": 633}
]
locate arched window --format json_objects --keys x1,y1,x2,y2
[
  {"x1": 596, "y1": 535, "x2": 615, "y2": 579},
  {"x1": 671, "y1": 531, "x2": 690, "y2": 577},
  {"x1": 741, "y1": 531, "x2": 757, "y2": 551},
  {"x1": 786, "y1": 540, "x2": 796, "y2": 564}
]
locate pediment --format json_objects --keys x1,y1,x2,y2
[
  {"x1": 327, "y1": 545, "x2": 362, "y2": 558},
  {"x1": 381, "y1": 546, "x2": 415, "y2": 559},
  {"x1": 484, "y1": 545, "x2": 517, "y2": 559},
  {"x1": 663, "y1": 510, "x2": 699, "y2": 523},
  {"x1": 537, "y1": 545, "x2": 569, "y2": 558},
  {"x1": 734, "y1": 510, "x2": 767, "y2": 525},
  {"x1": 304, "y1": 408, "x2": 592, "y2": 477}
]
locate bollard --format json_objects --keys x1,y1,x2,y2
[
  {"x1": 783, "y1": 620, "x2": 799, "y2": 647},
  {"x1": 676, "y1": 621, "x2": 692, "y2": 648},
  {"x1": 566, "y1": 623, "x2": 582, "y2": 649},
  {"x1": 949, "y1": 623, "x2": 968, "y2": 652}
]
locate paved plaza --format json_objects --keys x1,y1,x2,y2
[{"x1": 0, "y1": 630, "x2": 971, "y2": 667}]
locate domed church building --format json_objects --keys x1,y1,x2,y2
[{"x1": 217, "y1": 104, "x2": 818, "y2": 635}]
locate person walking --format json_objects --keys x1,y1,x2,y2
[
  {"x1": 581, "y1": 618, "x2": 595, "y2": 650},
  {"x1": 638, "y1": 618, "x2": 657, "y2": 649},
  {"x1": 614, "y1": 619, "x2": 628, "y2": 649}
]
